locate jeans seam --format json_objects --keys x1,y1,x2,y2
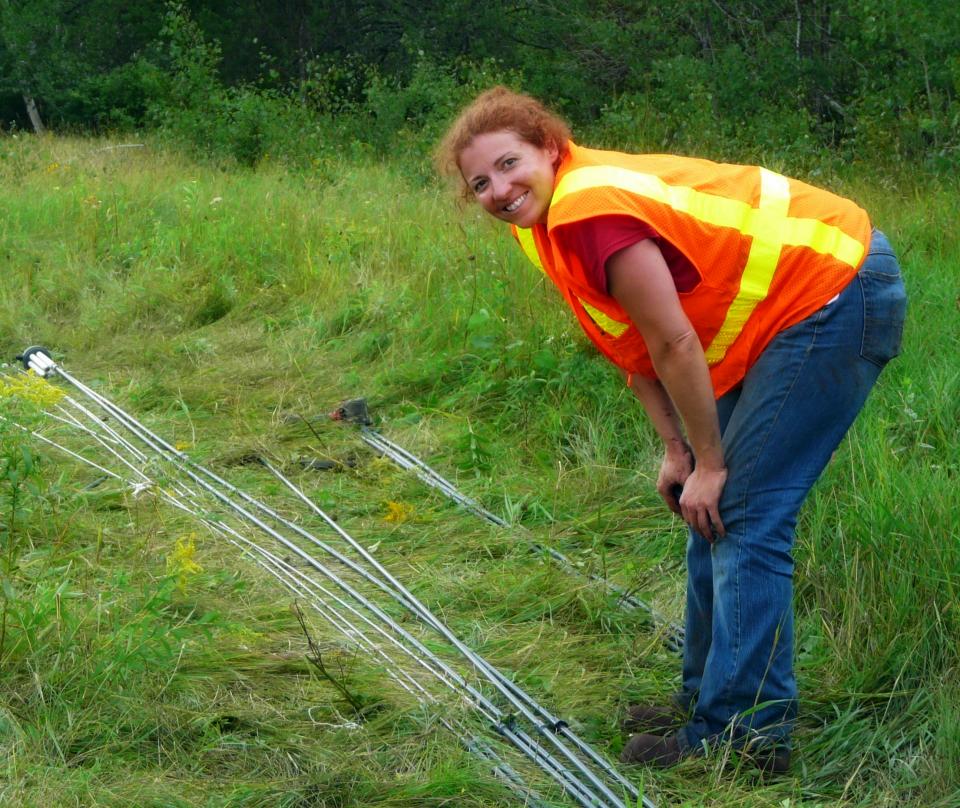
[
  {"x1": 715, "y1": 304, "x2": 826, "y2": 716},
  {"x1": 858, "y1": 272, "x2": 874, "y2": 367}
]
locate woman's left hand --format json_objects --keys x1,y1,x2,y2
[{"x1": 678, "y1": 465, "x2": 727, "y2": 540}]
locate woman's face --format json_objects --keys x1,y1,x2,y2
[{"x1": 458, "y1": 130, "x2": 559, "y2": 228}]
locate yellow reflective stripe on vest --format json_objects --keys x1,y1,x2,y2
[
  {"x1": 581, "y1": 302, "x2": 629, "y2": 337},
  {"x1": 553, "y1": 165, "x2": 865, "y2": 363},
  {"x1": 516, "y1": 226, "x2": 629, "y2": 338},
  {"x1": 705, "y1": 168, "x2": 789, "y2": 361},
  {"x1": 516, "y1": 226, "x2": 544, "y2": 271}
]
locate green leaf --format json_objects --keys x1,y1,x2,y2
[
  {"x1": 466, "y1": 308, "x2": 490, "y2": 331},
  {"x1": 532, "y1": 349, "x2": 558, "y2": 373},
  {"x1": 20, "y1": 445, "x2": 33, "y2": 474},
  {"x1": 1, "y1": 578, "x2": 16, "y2": 600}
]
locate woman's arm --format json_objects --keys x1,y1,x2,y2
[{"x1": 608, "y1": 239, "x2": 727, "y2": 538}]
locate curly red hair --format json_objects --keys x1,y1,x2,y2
[{"x1": 435, "y1": 86, "x2": 571, "y2": 196}]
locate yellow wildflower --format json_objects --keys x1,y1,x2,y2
[
  {"x1": 384, "y1": 501, "x2": 415, "y2": 523},
  {"x1": 0, "y1": 371, "x2": 65, "y2": 408},
  {"x1": 167, "y1": 535, "x2": 203, "y2": 592}
]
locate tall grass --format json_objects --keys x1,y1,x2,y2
[{"x1": 0, "y1": 133, "x2": 957, "y2": 806}]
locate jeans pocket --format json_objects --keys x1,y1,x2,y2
[{"x1": 859, "y1": 265, "x2": 907, "y2": 367}]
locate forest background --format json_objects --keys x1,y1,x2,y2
[
  {"x1": 3, "y1": 0, "x2": 959, "y2": 169},
  {"x1": 0, "y1": 2, "x2": 958, "y2": 807}
]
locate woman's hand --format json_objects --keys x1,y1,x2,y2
[
  {"x1": 678, "y1": 465, "x2": 727, "y2": 541},
  {"x1": 657, "y1": 444, "x2": 694, "y2": 515}
]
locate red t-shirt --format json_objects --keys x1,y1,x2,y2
[{"x1": 553, "y1": 215, "x2": 700, "y2": 295}]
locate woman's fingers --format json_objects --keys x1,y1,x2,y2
[
  {"x1": 680, "y1": 500, "x2": 717, "y2": 542},
  {"x1": 677, "y1": 466, "x2": 728, "y2": 541},
  {"x1": 658, "y1": 481, "x2": 683, "y2": 514},
  {"x1": 657, "y1": 451, "x2": 693, "y2": 515},
  {"x1": 708, "y1": 504, "x2": 726, "y2": 538}
]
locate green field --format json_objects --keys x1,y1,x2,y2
[{"x1": 0, "y1": 134, "x2": 957, "y2": 807}]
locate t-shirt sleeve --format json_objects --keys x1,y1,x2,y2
[
  {"x1": 553, "y1": 215, "x2": 701, "y2": 295},
  {"x1": 553, "y1": 215, "x2": 658, "y2": 295}
]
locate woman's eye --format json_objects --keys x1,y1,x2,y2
[
  {"x1": 473, "y1": 179, "x2": 487, "y2": 193},
  {"x1": 503, "y1": 157, "x2": 517, "y2": 168}
]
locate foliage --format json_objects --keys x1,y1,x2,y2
[
  {"x1": 0, "y1": 0, "x2": 958, "y2": 171},
  {"x1": 0, "y1": 0, "x2": 166, "y2": 131},
  {"x1": 360, "y1": 55, "x2": 522, "y2": 158}
]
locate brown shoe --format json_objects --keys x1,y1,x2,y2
[
  {"x1": 620, "y1": 703, "x2": 684, "y2": 734},
  {"x1": 619, "y1": 732, "x2": 687, "y2": 767}
]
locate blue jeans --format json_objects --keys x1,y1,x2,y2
[{"x1": 677, "y1": 229, "x2": 907, "y2": 752}]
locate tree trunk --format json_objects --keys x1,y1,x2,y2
[{"x1": 23, "y1": 94, "x2": 45, "y2": 134}]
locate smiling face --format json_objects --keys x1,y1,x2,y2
[{"x1": 457, "y1": 130, "x2": 560, "y2": 228}]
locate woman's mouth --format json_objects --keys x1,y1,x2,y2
[{"x1": 503, "y1": 192, "x2": 528, "y2": 213}]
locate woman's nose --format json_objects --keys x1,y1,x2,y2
[{"x1": 489, "y1": 175, "x2": 510, "y2": 200}]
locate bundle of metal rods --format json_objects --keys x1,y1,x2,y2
[
  {"x1": 355, "y1": 415, "x2": 684, "y2": 652},
  {"x1": 5, "y1": 347, "x2": 656, "y2": 808}
]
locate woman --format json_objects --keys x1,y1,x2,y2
[{"x1": 436, "y1": 87, "x2": 906, "y2": 771}]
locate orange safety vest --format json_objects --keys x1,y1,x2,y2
[{"x1": 512, "y1": 142, "x2": 872, "y2": 397}]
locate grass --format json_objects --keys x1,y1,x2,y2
[{"x1": 0, "y1": 132, "x2": 957, "y2": 806}]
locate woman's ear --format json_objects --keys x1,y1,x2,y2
[{"x1": 546, "y1": 139, "x2": 560, "y2": 164}]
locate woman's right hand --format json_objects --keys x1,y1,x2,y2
[{"x1": 657, "y1": 444, "x2": 694, "y2": 515}]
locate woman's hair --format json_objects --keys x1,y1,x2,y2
[{"x1": 435, "y1": 86, "x2": 571, "y2": 194}]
